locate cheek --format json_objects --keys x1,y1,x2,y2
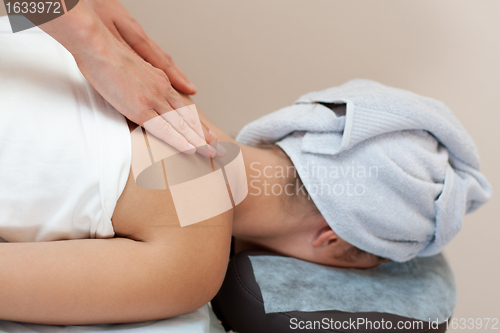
[{"x1": 265, "y1": 236, "x2": 314, "y2": 260}]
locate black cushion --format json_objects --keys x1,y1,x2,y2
[{"x1": 212, "y1": 251, "x2": 449, "y2": 333}]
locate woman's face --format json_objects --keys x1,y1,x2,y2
[
  {"x1": 234, "y1": 207, "x2": 384, "y2": 269},
  {"x1": 267, "y1": 236, "x2": 386, "y2": 269},
  {"x1": 233, "y1": 144, "x2": 385, "y2": 269}
]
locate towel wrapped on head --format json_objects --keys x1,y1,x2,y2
[{"x1": 236, "y1": 79, "x2": 491, "y2": 262}]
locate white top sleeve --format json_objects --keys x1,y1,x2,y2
[{"x1": 0, "y1": 17, "x2": 131, "y2": 242}]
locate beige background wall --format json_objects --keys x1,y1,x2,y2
[{"x1": 2, "y1": 0, "x2": 499, "y2": 330}]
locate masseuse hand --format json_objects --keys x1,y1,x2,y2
[
  {"x1": 83, "y1": 0, "x2": 196, "y2": 96},
  {"x1": 39, "y1": 1, "x2": 218, "y2": 157}
]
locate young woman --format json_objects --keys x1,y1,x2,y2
[
  {"x1": 0, "y1": 14, "x2": 490, "y2": 326},
  {"x1": 0, "y1": 16, "x2": 382, "y2": 326}
]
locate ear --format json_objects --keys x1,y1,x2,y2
[{"x1": 312, "y1": 225, "x2": 339, "y2": 248}]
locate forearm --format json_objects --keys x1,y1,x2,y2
[
  {"x1": 1, "y1": 238, "x2": 150, "y2": 324},
  {"x1": 0, "y1": 211, "x2": 232, "y2": 325}
]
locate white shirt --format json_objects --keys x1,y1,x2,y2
[{"x1": 0, "y1": 17, "x2": 131, "y2": 242}]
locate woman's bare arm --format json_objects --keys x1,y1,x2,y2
[
  {"x1": 0, "y1": 96, "x2": 233, "y2": 325},
  {"x1": 0, "y1": 209, "x2": 232, "y2": 325}
]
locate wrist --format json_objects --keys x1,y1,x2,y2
[
  {"x1": 69, "y1": 13, "x2": 112, "y2": 64},
  {"x1": 39, "y1": 0, "x2": 111, "y2": 62}
]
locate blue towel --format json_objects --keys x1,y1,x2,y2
[{"x1": 236, "y1": 79, "x2": 492, "y2": 262}]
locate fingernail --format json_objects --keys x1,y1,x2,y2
[
  {"x1": 208, "y1": 145, "x2": 218, "y2": 158},
  {"x1": 185, "y1": 143, "x2": 196, "y2": 154},
  {"x1": 208, "y1": 129, "x2": 217, "y2": 140},
  {"x1": 216, "y1": 143, "x2": 227, "y2": 157}
]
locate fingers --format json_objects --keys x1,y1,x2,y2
[
  {"x1": 114, "y1": 18, "x2": 196, "y2": 95},
  {"x1": 117, "y1": 58, "x2": 211, "y2": 158},
  {"x1": 176, "y1": 105, "x2": 204, "y2": 140},
  {"x1": 127, "y1": 93, "x2": 215, "y2": 157},
  {"x1": 158, "y1": 108, "x2": 217, "y2": 158},
  {"x1": 166, "y1": 65, "x2": 197, "y2": 95},
  {"x1": 158, "y1": 50, "x2": 197, "y2": 95},
  {"x1": 151, "y1": 77, "x2": 214, "y2": 157},
  {"x1": 142, "y1": 113, "x2": 196, "y2": 155},
  {"x1": 200, "y1": 121, "x2": 227, "y2": 158},
  {"x1": 202, "y1": 124, "x2": 217, "y2": 144},
  {"x1": 144, "y1": 38, "x2": 197, "y2": 95}
]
